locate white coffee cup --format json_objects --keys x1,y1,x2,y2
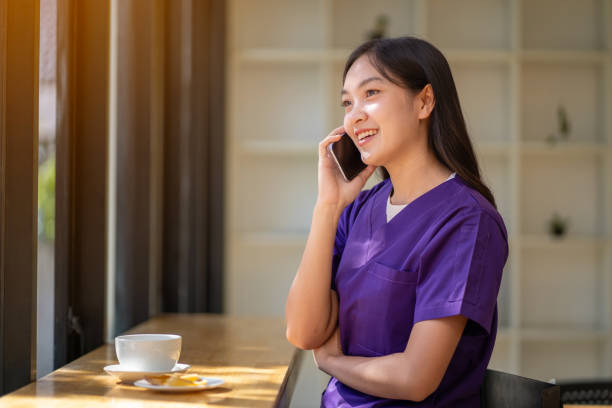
[{"x1": 115, "y1": 334, "x2": 181, "y2": 372}]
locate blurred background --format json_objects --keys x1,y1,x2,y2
[{"x1": 1, "y1": 0, "x2": 611, "y2": 406}]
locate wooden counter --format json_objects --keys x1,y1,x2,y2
[{"x1": 0, "y1": 314, "x2": 302, "y2": 407}]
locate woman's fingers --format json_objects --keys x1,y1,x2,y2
[
  {"x1": 318, "y1": 129, "x2": 345, "y2": 158},
  {"x1": 329, "y1": 125, "x2": 345, "y2": 136}
]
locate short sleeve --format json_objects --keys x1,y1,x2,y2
[{"x1": 414, "y1": 208, "x2": 508, "y2": 335}]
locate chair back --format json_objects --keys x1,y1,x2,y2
[
  {"x1": 555, "y1": 377, "x2": 612, "y2": 405},
  {"x1": 480, "y1": 369, "x2": 560, "y2": 408}
]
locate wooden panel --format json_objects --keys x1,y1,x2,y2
[
  {"x1": 71, "y1": 0, "x2": 109, "y2": 356},
  {"x1": 54, "y1": 0, "x2": 109, "y2": 367},
  {"x1": 0, "y1": 0, "x2": 39, "y2": 395},
  {"x1": 161, "y1": 0, "x2": 225, "y2": 314},
  {"x1": 113, "y1": 0, "x2": 154, "y2": 336}
]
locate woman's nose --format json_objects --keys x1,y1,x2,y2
[{"x1": 346, "y1": 106, "x2": 367, "y2": 128}]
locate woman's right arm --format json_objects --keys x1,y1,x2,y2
[
  {"x1": 285, "y1": 126, "x2": 376, "y2": 350},
  {"x1": 285, "y1": 202, "x2": 341, "y2": 350}
]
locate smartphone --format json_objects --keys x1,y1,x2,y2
[{"x1": 327, "y1": 133, "x2": 367, "y2": 182}]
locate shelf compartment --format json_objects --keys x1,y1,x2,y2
[
  {"x1": 235, "y1": 63, "x2": 325, "y2": 144},
  {"x1": 479, "y1": 153, "x2": 512, "y2": 233},
  {"x1": 488, "y1": 334, "x2": 513, "y2": 373},
  {"x1": 232, "y1": 0, "x2": 325, "y2": 49},
  {"x1": 521, "y1": 62, "x2": 605, "y2": 143},
  {"x1": 234, "y1": 157, "x2": 317, "y2": 232},
  {"x1": 521, "y1": 339, "x2": 604, "y2": 382},
  {"x1": 328, "y1": 61, "x2": 347, "y2": 130},
  {"x1": 520, "y1": 0, "x2": 607, "y2": 50},
  {"x1": 520, "y1": 141, "x2": 611, "y2": 157},
  {"x1": 234, "y1": 48, "x2": 360, "y2": 64},
  {"x1": 452, "y1": 61, "x2": 511, "y2": 143},
  {"x1": 520, "y1": 328, "x2": 609, "y2": 342},
  {"x1": 239, "y1": 231, "x2": 308, "y2": 247},
  {"x1": 239, "y1": 140, "x2": 318, "y2": 156},
  {"x1": 520, "y1": 156, "x2": 604, "y2": 236},
  {"x1": 235, "y1": 49, "x2": 330, "y2": 63},
  {"x1": 520, "y1": 247, "x2": 603, "y2": 330},
  {"x1": 427, "y1": 0, "x2": 510, "y2": 50},
  {"x1": 497, "y1": 261, "x2": 513, "y2": 329},
  {"x1": 444, "y1": 49, "x2": 512, "y2": 64},
  {"x1": 230, "y1": 243, "x2": 303, "y2": 316},
  {"x1": 331, "y1": 0, "x2": 415, "y2": 49},
  {"x1": 520, "y1": 234, "x2": 611, "y2": 250},
  {"x1": 474, "y1": 141, "x2": 511, "y2": 157},
  {"x1": 520, "y1": 50, "x2": 608, "y2": 64}
]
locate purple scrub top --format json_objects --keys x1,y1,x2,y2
[{"x1": 321, "y1": 174, "x2": 508, "y2": 407}]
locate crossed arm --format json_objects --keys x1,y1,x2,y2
[{"x1": 313, "y1": 314, "x2": 468, "y2": 402}]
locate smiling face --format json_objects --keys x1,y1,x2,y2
[{"x1": 341, "y1": 54, "x2": 431, "y2": 167}]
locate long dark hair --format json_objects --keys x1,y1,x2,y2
[{"x1": 343, "y1": 36, "x2": 497, "y2": 210}]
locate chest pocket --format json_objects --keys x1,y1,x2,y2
[
  {"x1": 366, "y1": 261, "x2": 418, "y2": 284},
  {"x1": 339, "y1": 261, "x2": 418, "y2": 357}
]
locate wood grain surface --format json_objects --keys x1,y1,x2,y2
[{"x1": 0, "y1": 314, "x2": 302, "y2": 407}]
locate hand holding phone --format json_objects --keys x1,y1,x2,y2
[{"x1": 327, "y1": 133, "x2": 367, "y2": 182}]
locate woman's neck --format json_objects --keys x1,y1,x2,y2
[{"x1": 386, "y1": 145, "x2": 452, "y2": 206}]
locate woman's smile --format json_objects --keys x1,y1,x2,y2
[{"x1": 355, "y1": 128, "x2": 379, "y2": 146}]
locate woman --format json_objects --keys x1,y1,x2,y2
[{"x1": 285, "y1": 36, "x2": 508, "y2": 407}]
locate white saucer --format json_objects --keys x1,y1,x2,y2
[
  {"x1": 134, "y1": 377, "x2": 224, "y2": 392},
  {"x1": 104, "y1": 363, "x2": 191, "y2": 383}
]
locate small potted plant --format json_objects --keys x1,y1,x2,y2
[
  {"x1": 546, "y1": 105, "x2": 571, "y2": 145},
  {"x1": 367, "y1": 15, "x2": 389, "y2": 41},
  {"x1": 548, "y1": 212, "x2": 569, "y2": 238}
]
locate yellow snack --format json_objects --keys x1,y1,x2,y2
[
  {"x1": 145, "y1": 373, "x2": 208, "y2": 387},
  {"x1": 179, "y1": 374, "x2": 201, "y2": 382},
  {"x1": 145, "y1": 374, "x2": 172, "y2": 386},
  {"x1": 166, "y1": 376, "x2": 196, "y2": 387}
]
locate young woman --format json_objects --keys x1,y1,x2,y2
[{"x1": 285, "y1": 37, "x2": 508, "y2": 407}]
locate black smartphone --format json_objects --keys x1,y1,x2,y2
[{"x1": 327, "y1": 133, "x2": 367, "y2": 182}]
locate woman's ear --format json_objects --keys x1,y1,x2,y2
[{"x1": 417, "y1": 84, "x2": 435, "y2": 120}]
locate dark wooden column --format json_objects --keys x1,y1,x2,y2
[
  {"x1": 0, "y1": 0, "x2": 39, "y2": 394},
  {"x1": 113, "y1": 0, "x2": 165, "y2": 335},
  {"x1": 54, "y1": 0, "x2": 109, "y2": 368},
  {"x1": 161, "y1": 0, "x2": 225, "y2": 314}
]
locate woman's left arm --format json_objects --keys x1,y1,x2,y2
[{"x1": 313, "y1": 314, "x2": 467, "y2": 402}]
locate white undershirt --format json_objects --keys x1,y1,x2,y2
[{"x1": 386, "y1": 172, "x2": 456, "y2": 223}]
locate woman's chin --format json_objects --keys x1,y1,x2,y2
[
  {"x1": 360, "y1": 151, "x2": 379, "y2": 166},
  {"x1": 360, "y1": 151, "x2": 373, "y2": 163}
]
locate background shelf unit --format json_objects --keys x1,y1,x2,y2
[{"x1": 226, "y1": 0, "x2": 612, "y2": 404}]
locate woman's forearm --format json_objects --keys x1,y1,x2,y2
[
  {"x1": 285, "y1": 202, "x2": 342, "y2": 349},
  {"x1": 319, "y1": 352, "x2": 426, "y2": 402}
]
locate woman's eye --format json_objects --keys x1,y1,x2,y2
[
  {"x1": 366, "y1": 89, "x2": 379, "y2": 97},
  {"x1": 341, "y1": 100, "x2": 351, "y2": 108}
]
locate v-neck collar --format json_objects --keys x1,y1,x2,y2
[
  {"x1": 386, "y1": 173, "x2": 456, "y2": 222},
  {"x1": 366, "y1": 174, "x2": 465, "y2": 260},
  {"x1": 376, "y1": 173, "x2": 465, "y2": 226}
]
